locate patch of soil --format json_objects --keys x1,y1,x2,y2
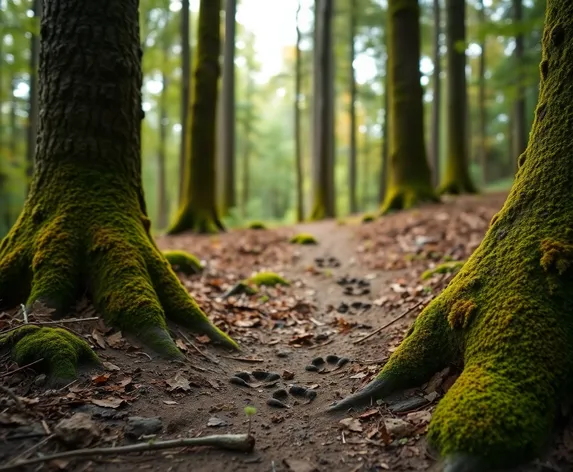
[{"x1": 2, "y1": 193, "x2": 572, "y2": 472}]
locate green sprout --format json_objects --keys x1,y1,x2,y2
[{"x1": 244, "y1": 405, "x2": 257, "y2": 436}]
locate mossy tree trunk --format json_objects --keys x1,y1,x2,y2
[
  {"x1": 330, "y1": 2, "x2": 573, "y2": 469},
  {"x1": 169, "y1": 0, "x2": 224, "y2": 234},
  {"x1": 439, "y1": 0, "x2": 476, "y2": 195},
  {"x1": 379, "y1": 0, "x2": 438, "y2": 214},
  {"x1": 310, "y1": 0, "x2": 335, "y2": 220},
  {"x1": 0, "y1": 0, "x2": 236, "y2": 385}
]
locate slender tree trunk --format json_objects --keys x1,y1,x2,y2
[
  {"x1": 431, "y1": 0, "x2": 442, "y2": 187},
  {"x1": 294, "y1": 1, "x2": 304, "y2": 222},
  {"x1": 26, "y1": 0, "x2": 41, "y2": 189},
  {"x1": 478, "y1": 0, "x2": 488, "y2": 186},
  {"x1": 169, "y1": 0, "x2": 224, "y2": 234},
  {"x1": 178, "y1": 0, "x2": 191, "y2": 204},
  {"x1": 311, "y1": 0, "x2": 335, "y2": 220},
  {"x1": 9, "y1": 76, "x2": 16, "y2": 161},
  {"x1": 512, "y1": 0, "x2": 526, "y2": 170},
  {"x1": 349, "y1": 0, "x2": 358, "y2": 214},
  {"x1": 378, "y1": 66, "x2": 389, "y2": 204},
  {"x1": 0, "y1": 0, "x2": 3, "y2": 155},
  {"x1": 157, "y1": 44, "x2": 169, "y2": 230},
  {"x1": 380, "y1": 0, "x2": 438, "y2": 213},
  {"x1": 360, "y1": 122, "x2": 370, "y2": 209},
  {"x1": 240, "y1": 98, "x2": 252, "y2": 220},
  {"x1": 440, "y1": 0, "x2": 476, "y2": 195},
  {"x1": 220, "y1": 0, "x2": 236, "y2": 214}
]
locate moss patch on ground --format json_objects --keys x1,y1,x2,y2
[
  {"x1": 246, "y1": 272, "x2": 290, "y2": 287},
  {"x1": 162, "y1": 250, "x2": 204, "y2": 275},
  {"x1": 247, "y1": 221, "x2": 267, "y2": 230},
  {"x1": 290, "y1": 233, "x2": 318, "y2": 245}
]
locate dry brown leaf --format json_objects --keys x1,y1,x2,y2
[
  {"x1": 91, "y1": 330, "x2": 106, "y2": 349},
  {"x1": 91, "y1": 398, "x2": 125, "y2": 409},
  {"x1": 102, "y1": 362, "x2": 120, "y2": 371},
  {"x1": 91, "y1": 373, "x2": 111, "y2": 385},
  {"x1": 166, "y1": 372, "x2": 192, "y2": 392},
  {"x1": 175, "y1": 338, "x2": 188, "y2": 351},
  {"x1": 339, "y1": 417, "x2": 363, "y2": 433},
  {"x1": 106, "y1": 331, "x2": 123, "y2": 348}
]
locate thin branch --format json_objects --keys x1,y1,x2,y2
[
  {"x1": 0, "y1": 317, "x2": 99, "y2": 336},
  {"x1": 1, "y1": 434, "x2": 256, "y2": 471},
  {"x1": 0, "y1": 358, "x2": 44, "y2": 379},
  {"x1": 353, "y1": 300, "x2": 427, "y2": 345}
]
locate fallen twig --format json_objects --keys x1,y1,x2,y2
[
  {"x1": 353, "y1": 299, "x2": 427, "y2": 345},
  {"x1": 178, "y1": 330, "x2": 220, "y2": 364},
  {"x1": 1, "y1": 434, "x2": 255, "y2": 471},
  {"x1": 308, "y1": 338, "x2": 334, "y2": 350},
  {"x1": 0, "y1": 358, "x2": 44, "y2": 379},
  {"x1": 0, "y1": 317, "x2": 99, "y2": 336},
  {"x1": 222, "y1": 356, "x2": 265, "y2": 363}
]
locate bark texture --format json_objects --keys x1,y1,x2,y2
[
  {"x1": 380, "y1": 0, "x2": 438, "y2": 214},
  {"x1": 169, "y1": 0, "x2": 224, "y2": 234},
  {"x1": 330, "y1": 3, "x2": 573, "y2": 469},
  {"x1": 440, "y1": 0, "x2": 476, "y2": 195},
  {"x1": 0, "y1": 0, "x2": 237, "y2": 385}
]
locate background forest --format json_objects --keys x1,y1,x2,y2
[{"x1": 0, "y1": 0, "x2": 544, "y2": 236}]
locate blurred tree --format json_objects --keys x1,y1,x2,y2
[
  {"x1": 294, "y1": 0, "x2": 304, "y2": 222},
  {"x1": 512, "y1": 0, "x2": 526, "y2": 168},
  {"x1": 431, "y1": 0, "x2": 441, "y2": 187},
  {"x1": 348, "y1": 0, "x2": 358, "y2": 214},
  {"x1": 178, "y1": 0, "x2": 191, "y2": 203},
  {"x1": 169, "y1": 0, "x2": 224, "y2": 234},
  {"x1": 380, "y1": 0, "x2": 437, "y2": 213}
]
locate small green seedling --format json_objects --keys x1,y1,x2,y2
[{"x1": 244, "y1": 405, "x2": 257, "y2": 436}]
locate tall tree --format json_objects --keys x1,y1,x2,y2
[
  {"x1": 477, "y1": 0, "x2": 488, "y2": 185},
  {"x1": 220, "y1": 0, "x2": 236, "y2": 214},
  {"x1": 294, "y1": 1, "x2": 304, "y2": 222},
  {"x1": 513, "y1": 0, "x2": 527, "y2": 168},
  {"x1": 310, "y1": 0, "x2": 336, "y2": 220},
  {"x1": 169, "y1": 0, "x2": 224, "y2": 234},
  {"x1": 25, "y1": 0, "x2": 41, "y2": 188},
  {"x1": 431, "y1": 0, "x2": 442, "y2": 187},
  {"x1": 330, "y1": 2, "x2": 573, "y2": 469},
  {"x1": 0, "y1": 0, "x2": 236, "y2": 385},
  {"x1": 439, "y1": 0, "x2": 476, "y2": 194},
  {"x1": 157, "y1": 39, "x2": 169, "y2": 230},
  {"x1": 178, "y1": 0, "x2": 191, "y2": 203},
  {"x1": 348, "y1": 0, "x2": 358, "y2": 214},
  {"x1": 380, "y1": 0, "x2": 437, "y2": 213}
]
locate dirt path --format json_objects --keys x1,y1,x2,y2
[{"x1": 2, "y1": 193, "x2": 572, "y2": 471}]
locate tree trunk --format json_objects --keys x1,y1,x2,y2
[
  {"x1": 178, "y1": 0, "x2": 191, "y2": 204},
  {"x1": 9, "y1": 76, "x2": 16, "y2": 162},
  {"x1": 440, "y1": 0, "x2": 476, "y2": 195},
  {"x1": 378, "y1": 71, "x2": 389, "y2": 204},
  {"x1": 157, "y1": 44, "x2": 169, "y2": 230},
  {"x1": 360, "y1": 122, "x2": 370, "y2": 209},
  {"x1": 431, "y1": 0, "x2": 441, "y2": 187},
  {"x1": 349, "y1": 0, "x2": 358, "y2": 214},
  {"x1": 220, "y1": 0, "x2": 236, "y2": 215},
  {"x1": 0, "y1": 0, "x2": 236, "y2": 385},
  {"x1": 310, "y1": 0, "x2": 336, "y2": 220},
  {"x1": 294, "y1": 1, "x2": 304, "y2": 222},
  {"x1": 478, "y1": 0, "x2": 488, "y2": 186},
  {"x1": 512, "y1": 0, "x2": 527, "y2": 169},
  {"x1": 380, "y1": 0, "x2": 438, "y2": 213},
  {"x1": 25, "y1": 0, "x2": 41, "y2": 190},
  {"x1": 330, "y1": 3, "x2": 573, "y2": 469},
  {"x1": 0, "y1": 0, "x2": 3, "y2": 155},
  {"x1": 169, "y1": 0, "x2": 224, "y2": 234}
]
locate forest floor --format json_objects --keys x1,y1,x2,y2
[{"x1": 2, "y1": 192, "x2": 573, "y2": 472}]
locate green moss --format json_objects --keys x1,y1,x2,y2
[
  {"x1": 421, "y1": 260, "x2": 465, "y2": 280},
  {"x1": 289, "y1": 233, "x2": 318, "y2": 245},
  {"x1": 380, "y1": 185, "x2": 439, "y2": 215},
  {"x1": 247, "y1": 221, "x2": 267, "y2": 230},
  {"x1": 0, "y1": 326, "x2": 99, "y2": 386},
  {"x1": 361, "y1": 213, "x2": 376, "y2": 223},
  {"x1": 162, "y1": 250, "x2": 203, "y2": 275},
  {"x1": 246, "y1": 271, "x2": 290, "y2": 287},
  {"x1": 329, "y1": 10, "x2": 573, "y2": 463}
]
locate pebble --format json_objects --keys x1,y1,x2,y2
[
  {"x1": 229, "y1": 376, "x2": 250, "y2": 387},
  {"x1": 267, "y1": 398, "x2": 289, "y2": 408}
]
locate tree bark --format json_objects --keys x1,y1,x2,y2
[
  {"x1": 380, "y1": 0, "x2": 438, "y2": 213},
  {"x1": 331, "y1": 2, "x2": 573, "y2": 469},
  {"x1": 512, "y1": 0, "x2": 527, "y2": 170},
  {"x1": 178, "y1": 0, "x2": 191, "y2": 203},
  {"x1": 311, "y1": 0, "x2": 336, "y2": 220},
  {"x1": 157, "y1": 42, "x2": 169, "y2": 230},
  {"x1": 220, "y1": 0, "x2": 236, "y2": 215},
  {"x1": 378, "y1": 68, "x2": 389, "y2": 204},
  {"x1": 25, "y1": 0, "x2": 41, "y2": 190},
  {"x1": 478, "y1": 0, "x2": 488, "y2": 186},
  {"x1": 0, "y1": 0, "x2": 236, "y2": 385},
  {"x1": 294, "y1": 1, "x2": 304, "y2": 222},
  {"x1": 169, "y1": 0, "x2": 224, "y2": 234},
  {"x1": 440, "y1": 0, "x2": 476, "y2": 195},
  {"x1": 349, "y1": 0, "x2": 358, "y2": 214},
  {"x1": 430, "y1": 0, "x2": 441, "y2": 187}
]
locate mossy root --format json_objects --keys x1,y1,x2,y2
[
  {"x1": 380, "y1": 187, "x2": 440, "y2": 215},
  {"x1": 162, "y1": 249, "x2": 203, "y2": 275}
]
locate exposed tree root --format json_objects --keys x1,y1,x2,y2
[{"x1": 380, "y1": 186, "x2": 440, "y2": 214}]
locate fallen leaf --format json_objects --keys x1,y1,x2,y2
[
  {"x1": 91, "y1": 398, "x2": 125, "y2": 409},
  {"x1": 106, "y1": 331, "x2": 123, "y2": 348},
  {"x1": 91, "y1": 373, "x2": 111, "y2": 385},
  {"x1": 207, "y1": 416, "x2": 229, "y2": 427},
  {"x1": 350, "y1": 372, "x2": 367, "y2": 380},
  {"x1": 91, "y1": 330, "x2": 106, "y2": 349},
  {"x1": 175, "y1": 338, "x2": 188, "y2": 352},
  {"x1": 166, "y1": 372, "x2": 192, "y2": 392},
  {"x1": 339, "y1": 417, "x2": 363, "y2": 433},
  {"x1": 163, "y1": 400, "x2": 178, "y2": 405},
  {"x1": 406, "y1": 410, "x2": 432, "y2": 425},
  {"x1": 358, "y1": 409, "x2": 379, "y2": 420},
  {"x1": 102, "y1": 362, "x2": 120, "y2": 371},
  {"x1": 195, "y1": 335, "x2": 211, "y2": 344},
  {"x1": 384, "y1": 417, "x2": 415, "y2": 438}
]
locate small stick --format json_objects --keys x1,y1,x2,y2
[
  {"x1": 353, "y1": 300, "x2": 427, "y2": 345},
  {"x1": 1, "y1": 434, "x2": 255, "y2": 471},
  {"x1": 9, "y1": 434, "x2": 54, "y2": 464},
  {"x1": 0, "y1": 385, "x2": 25, "y2": 411},
  {"x1": 177, "y1": 330, "x2": 219, "y2": 364},
  {"x1": 221, "y1": 356, "x2": 265, "y2": 363},
  {"x1": 0, "y1": 358, "x2": 44, "y2": 379},
  {"x1": 0, "y1": 317, "x2": 99, "y2": 336},
  {"x1": 308, "y1": 338, "x2": 334, "y2": 350}
]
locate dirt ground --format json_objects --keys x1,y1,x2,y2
[{"x1": 2, "y1": 193, "x2": 573, "y2": 472}]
